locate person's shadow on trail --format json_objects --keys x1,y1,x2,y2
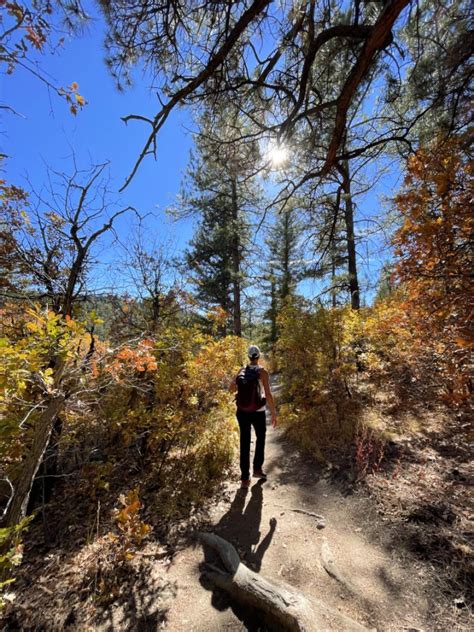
[
  {"x1": 216, "y1": 479, "x2": 276, "y2": 572},
  {"x1": 199, "y1": 479, "x2": 277, "y2": 629}
]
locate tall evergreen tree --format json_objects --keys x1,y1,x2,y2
[
  {"x1": 339, "y1": 159, "x2": 360, "y2": 309},
  {"x1": 181, "y1": 107, "x2": 261, "y2": 336},
  {"x1": 263, "y1": 204, "x2": 303, "y2": 345},
  {"x1": 384, "y1": 0, "x2": 472, "y2": 149},
  {"x1": 267, "y1": 205, "x2": 303, "y2": 303},
  {"x1": 100, "y1": 0, "x2": 423, "y2": 190}
]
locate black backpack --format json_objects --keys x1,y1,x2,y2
[{"x1": 236, "y1": 365, "x2": 266, "y2": 412}]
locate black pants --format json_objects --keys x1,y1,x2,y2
[{"x1": 236, "y1": 410, "x2": 266, "y2": 480}]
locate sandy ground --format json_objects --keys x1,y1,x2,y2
[{"x1": 163, "y1": 394, "x2": 436, "y2": 632}]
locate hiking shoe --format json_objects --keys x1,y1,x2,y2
[
  {"x1": 241, "y1": 479, "x2": 251, "y2": 489},
  {"x1": 253, "y1": 469, "x2": 267, "y2": 479}
]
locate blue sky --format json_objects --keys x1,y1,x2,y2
[
  {"x1": 1, "y1": 4, "x2": 194, "y2": 286},
  {"x1": 1, "y1": 3, "x2": 400, "y2": 305}
]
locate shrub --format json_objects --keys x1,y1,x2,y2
[{"x1": 276, "y1": 300, "x2": 362, "y2": 460}]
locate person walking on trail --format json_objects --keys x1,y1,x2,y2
[{"x1": 230, "y1": 345, "x2": 278, "y2": 489}]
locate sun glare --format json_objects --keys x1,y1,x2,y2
[{"x1": 268, "y1": 144, "x2": 289, "y2": 168}]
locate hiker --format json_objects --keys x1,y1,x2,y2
[{"x1": 230, "y1": 345, "x2": 278, "y2": 489}]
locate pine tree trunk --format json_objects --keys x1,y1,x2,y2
[
  {"x1": 331, "y1": 249, "x2": 337, "y2": 308},
  {"x1": 281, "y1": 211, "x2": 291, "y2": 300},
  {"x1": 270, "y1": 275, "x2": 277, "y2": 344},
  {"x1": 230, "y1": 177, "x2": 242, "y2": 336},
  {"x1": 342, "y1": 161, "x2": 360, "y2": 310}
]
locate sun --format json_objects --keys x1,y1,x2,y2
[{"x1": 268, "y1": 143, "x2": 289, "y2": 168}]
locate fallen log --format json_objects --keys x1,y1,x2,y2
[{"x1": 199, "y1": 532, "x2": 374, "y2": 632}]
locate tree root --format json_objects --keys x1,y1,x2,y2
[
  {"x1": 321, "y1": 538, "x2": 358, "y2": 595},
  {"x1": 288, "y1": 508, "x2": 326, "y2": 528},
  {"x1": 199, "y1": 532, "x2": 373, "y2": 632},
  {"x1": 271, "y1": 504, "x2": 326, "y2": 528}
]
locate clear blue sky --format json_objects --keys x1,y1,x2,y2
[{"x1": 1, "y1": 3, "x2": 194, "y2": 289}]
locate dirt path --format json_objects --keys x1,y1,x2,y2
[{"x1": 164, "y1": 388, "x2": 435, "y2": 632}]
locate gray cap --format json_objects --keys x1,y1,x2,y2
[{"x1": 247, "y1": 345, "x2": 261, "y2": 359}]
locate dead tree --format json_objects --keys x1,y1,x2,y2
[{"x1": 14, "y1": 162, "x2": 134, "y2": 317}]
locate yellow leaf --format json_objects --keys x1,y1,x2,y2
[
  {"x1": 455, "y1": 336, "x2": 474, "y2": 349},
  {"x1": 75, "y1": 93, "x2": 85, "y2": 107}
]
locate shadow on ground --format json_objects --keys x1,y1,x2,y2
[{"x1": 198, "y1": 479, "x2": 276, "y2": 631}]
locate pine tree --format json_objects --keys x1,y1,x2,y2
[
  {"x1": 384, "y1": 0, "x2": 472, "y2": 149},
  {"x1": 301, "y1": 189, "x2": 348, "y2": 306},
  {"x1": 182, "y1": 106, "x2": 261, "y2": 336},
  {"x1": 263, "y1": 205, "x2": 303, "y2": 345}
]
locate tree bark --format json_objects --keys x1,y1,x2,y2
[
  {"x1": 199, "y1": 532, "x2": 372, "y2": 632},
  {"x1": 342, "y1": 161, "x2": 360, "y2": 310},
  {"x1": 281, "y1": 210, "x2": 291, "y2": 301},
  {"x1": 270, "y1": 273, "x2": 277, "y2": 345},
  {"x1": 230, "y1": 177, "x2": 242, "y2": 336},
  {"x1": 331, "y1": 247, "x2": 337, "y2": 308},
  {"x1": 323, "y1": 0, "x2": 410, "y2": 174},
  {"x1": 2, "y1": 394, "x2": 66, "y2": 529},
  {"x1": 61, "y1": 249, "x2": 85, "y2": 318}
]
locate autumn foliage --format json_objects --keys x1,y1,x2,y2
[
  {"x1": 0, "y1": 304, "x2": 245, "y2": 497},
  {"x1": 276, "y1": 302, "x2": 362, "y2": 460},
  {"x1": 0, "y1": 2, "x2": 86, "y2": 113},
  {"x1": 392, "y1": 137, "x2": 473, "y2": 404},
  {"x1": 0, "y1": 301, "x2": 246, "y2": 603},
  {"x1": 276, "y1": 136, "x2": 472, "y2": 467}
]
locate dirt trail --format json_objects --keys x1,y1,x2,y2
[{"x1": 164, "y1": 383, "x2": 434, "y2": 632}]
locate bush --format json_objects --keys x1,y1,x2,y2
[
  {"x1": 0, "y1": 305, "x2": 247, "y2": 590},
  {"x1": 276, "y1": 300, "x2": 362, "y2": 461}
]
